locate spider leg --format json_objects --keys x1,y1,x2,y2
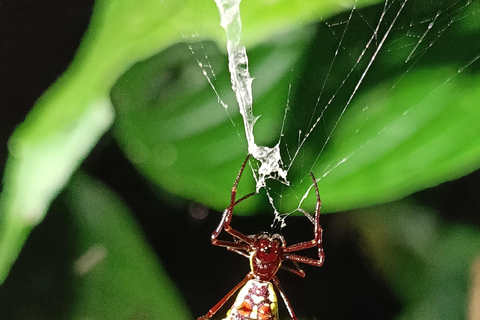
[
  {"x1": 285, "y1": 251, "x2": 324, "y2": 267},
  {"x1": 211, "y1": 238, "x2": 250, "y2": 252},
  {"x1": 211, "y1": 155, "x2": 256, "y2": 246},
  {"x1": 280, "y1": 261, "x2": 306, "y2": 278},
  {"x1": 211, "y1": 205, "x2": 255, "y2": 249},
  {"x1": 284, "y1": 172, "x2": 325, "y2": 267},
  {"x1": 227, "y1": 247, "x2": 250, "y2": 258},
  {"x1": 197, "y1": 272, "x2": 254, "y2": 320},
  {"x1": 284, "y1": 231, "x2": 324, "y2": 267},
  {"x1": 272, "y1": 276, "x2": 298, "y2": 320}
]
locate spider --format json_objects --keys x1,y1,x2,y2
[{"x1": 198, "y1": 155, "x2": 325, "y2": 320}]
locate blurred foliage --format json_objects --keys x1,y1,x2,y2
[
  {"x1": 66, "y1": 173, "x2": 190, "y2": 319},
  {"x1": 1, "y1": 0, "x2": 480, "y2": 319},
  {"x1": 353, "y1": 202, "x2": 480, "y2": 320},
  {"x1": 0, "y1": 0, "x2": 375, "y2": 285},
  {"x1": 1, "y1": 172, "x2": 190, "y2": 319}
]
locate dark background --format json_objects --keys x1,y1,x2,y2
[{"x1": 1, "y1": 1, "x2": 479, "y2": 319}]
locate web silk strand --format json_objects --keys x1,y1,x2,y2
[{"x1": 214, "y1": 0, "x2": 288, "y2": 191}]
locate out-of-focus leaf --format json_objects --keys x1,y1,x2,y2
[
  {"x1": 66, "y1": 173, "x2": 190, "y2": 319},
  {"x1": 0, "y1": 0, "x2": 375, "y2": 284},
  {"x1": 353, "y1": 201, "x2": 480, "y2": 320}
]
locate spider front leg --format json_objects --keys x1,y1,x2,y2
[
  {"x1": 211, "y1": 155, "x2": 256, "y2": 249},
  {"x1": 284, "y1": 172, "x2": 325, "y2": 267}
]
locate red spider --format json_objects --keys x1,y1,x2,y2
[{"x1": 198, "y1": 155, "x2": 325, "y2": 320}]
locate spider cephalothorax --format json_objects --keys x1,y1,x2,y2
[
  {"x1": 249, "y1": 233, "x2": 285, "y2": 281},
  {"x1": 198, "y1": 155, "x2": 324, "y2": 320}
]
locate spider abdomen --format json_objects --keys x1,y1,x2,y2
[{"x1": 224, "y1": 279, "x2": 278, "y2": 320}]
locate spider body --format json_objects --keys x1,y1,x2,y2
[{"x1": 198, "y1": 155, "x2": 324, "y2": 320}]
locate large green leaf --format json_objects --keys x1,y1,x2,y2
[
  {"x1": 112, "y1": 0, "x2": 480, "y2": 214},
  {"x1": 66, "y1": 173, "x2": 190, "y2": 319},
  {"x1": 298, "y1": 68, "x2": 480, "y2": 212},
  {"x1": 0, "y1": 0, "x2": 371, "y2": 284}
]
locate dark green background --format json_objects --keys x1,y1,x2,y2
[{"x1": 1, "y1": 0, "x2": 480, "y2": 319}]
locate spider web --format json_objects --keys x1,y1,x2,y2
[{"x1": 183, "y1": 0, "x2": 479, "y2": 227}]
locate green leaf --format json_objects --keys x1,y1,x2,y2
[
  {"x1": 302, "y1": 68, "x2": 480, "y2": 212},
  {"x1": 112, "y1": 0, "x2": 480, "y2": 214},
  {"x1": 353, "y1": 201, "x2": 480, "y2": 320},
  {"x1": 112, "y1": 29, "x2": 316, "y2": 213},
  {"x1": 66, "y1": 173, "x2": 191, "y2": 319},
  {"x1": 0, "y1": 0, "x2": 373, "y2": 284}
]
